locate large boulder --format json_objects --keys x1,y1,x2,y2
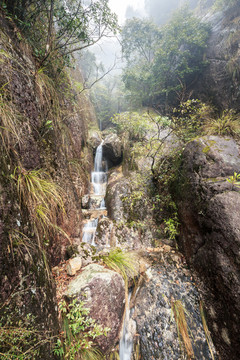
[
  {"x1": 65, "y1": 264, "x2": 125, "y2": 353},
  {"x1": 102, "y1": 133, "x2": 123, "y2": 167},
  {"x1": 133, "y1": 249, "x2": 215, "y2": 360},
  {"x1": 175, "y1": 135, "x2": 240, "y2": 360}
]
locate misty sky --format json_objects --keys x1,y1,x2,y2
[{"x1": 109, "y1": 0, "x2": 145, "y2": 24}]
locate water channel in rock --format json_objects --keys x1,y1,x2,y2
[{"x1": 82, "y1": 141, "x2": 107, "y2": 246}]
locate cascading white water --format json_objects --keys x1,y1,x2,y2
[
  {"x1": 82, "y1": 141, "x2": 107, "y2": 245},
  {"x1": 91, "y1": 142, "x2": 107, "y2": 195},
  {"x1": 119, "y1": 292, "x2": 134, "y2": 360}
]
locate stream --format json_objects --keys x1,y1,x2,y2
[
  {"x1": 80, "y1": 138, "x2": 216, "y2": 360},
  {"x1": 82, "y1": 141, "x2": 134, "y2": 359},
  {"x1": 82, "y1": 141, "x2": 107, "y2": 246}
]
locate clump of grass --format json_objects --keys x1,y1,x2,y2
[
  {"x1": 204, "y1": 109, "x2": 240, "y2": 137},
  {"x1": 199, "y1": 301, "x2": 215, "y2": 360},
  {"x1": 171, "y1": 299, "x2": 194, "y2": 359},
  {"x1": 0, "y1": 90, "x2": 22, "y2": 151},
  {"x1": 12, "y1": 166, "x2": 69, "y2": 244},
  {"x1": 100, "y1": 248, "x2": 139, "y2": 283}
]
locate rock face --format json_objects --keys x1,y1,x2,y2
[
  {"x1": 195, "y1": 5, "x2": 240, "y2": 110},
  {"x1": 105, "y1": 167, "x2": 154, "y2": 249},
  {"x1": 102, "y1": 134, "x2": 123, "y2": 167},
  {"x1": 65, "y1": 264, "x2": 125, "y2": 353},
  {"x1": 175, "y1": 136, "x2": 240, "y2": 360},
  {"x1": 134, "y1": 250, "x2": 215, "y2": 360}
]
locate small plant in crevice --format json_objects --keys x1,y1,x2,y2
[
  {"x1": 11, "y1": 166, "x2": 69, "y2": 245},
  {"x1": 164, "y1": 214, "x2": 180, "y2": 242},
  {"x1": 54, "y1": 298, "x2": 109, "y2": 360},
  {"x1": 227, "y1": 172, "x2": 240, "y2": 189}
]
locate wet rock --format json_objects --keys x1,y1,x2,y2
[
  {"x1": 95, "y1": 217, "x2": 114, "y2": 247},
  {"x1": 102, "y1": 133, "x2": 123, "y2": 167},
  {"x1": 105, "y1": 167, "x2": 129, "y2": 223},
  {"x1": 81, "y1": 194, "x2": 90, "y2": 209},
  {"x1": 88, "y1": 130, "x2": 102, "y2": 149},
  {"x1": 65, "y1": 264, "x2": 125, "y2": 353},
  {"x1": 175, "y1": 135, "x2": 240, "y2": 359},
  {"x1": 66, "y1": 256, "x2": 82, "y2": 276},
  {"x1": 89, "y1": 195, "x2": 105, "y2": 210},
  {"x1": 133, "y1": 252, "x2": 216, "y2": 360}
]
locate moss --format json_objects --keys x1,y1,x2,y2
[{"x1": 202, "y1": 145, "x2": 211, "y2": 154}]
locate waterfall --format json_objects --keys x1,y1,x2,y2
[{"x1": 82, "y1": 141, "x2": 107, "y2": 245}]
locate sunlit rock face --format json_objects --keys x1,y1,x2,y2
[
  {"x1": 194, "y1": 5, "x2": 240, "y2": 111},
  {"x1": 175, "y1": 135, "x2": 240, "y2": 360},
  {"x1": 65, "y1": 264, "x2": 125, "y2": 353}
]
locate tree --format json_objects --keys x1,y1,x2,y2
[
  {"x1": 121, "y1": 7, "x2": 210, "y2": 110},
  {"x1": 152, "y1": 6, "x2": 210, "y2": 108},
  {"x1": 1, "y1": 0, "x2": 119, "y2": 66},
  {"x1": 121, "y1": 18, "x2": 161, "y2": 107}
]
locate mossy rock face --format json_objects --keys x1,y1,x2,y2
[{"x1": 174, "y1": 135, "x2": 240, "y2": 360}]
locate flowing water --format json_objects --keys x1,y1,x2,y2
[
  {"x1": 82, "y1": 142, "x2": 107, "y2": 245},
  {"x1": 119, "y1": 292, "x2": 135, "y2": 360},
  {"x1": 82, "y1": 141, "x2": 134, "y2": 359}
]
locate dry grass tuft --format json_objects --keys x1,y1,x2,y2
[
  {"x1": 12, "y1": 166, "x2": 69, "y2": 244},
  {"x1": 171, "y1": 298, "x2": 195, "y2": 359}
]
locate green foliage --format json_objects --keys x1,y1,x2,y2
[
  {"x1": 164, "y1": 215, "x2": 179, "y2": 241},
  {"x1": 1, "y1": 0, "x2": 119, "y2": 66},
  {"x1": 0, "y1": 308, "x2": 51, "y2": 359},
  {"x1": 213, "y1": 0, "x2": 239, "y2": 10},
  {"x1": 121, "y1": 7, "x2": 210, "y2": 108},
  {"x1": 227, "y1": 172, "x2": 240, "y2": 188},
  {"x1": 111, "y1": 111, "x2": 154, "y2": 140},
  {"x1": 100, "y1": 248, "x2": 139, "y2": 282},
  {"x1": 91, "y1": 76, "x2": 127, "y2": 130},
  {"x1": 122, "y1": 18, "x2": 161, "y2": 64},
  {"x1": 171, "y1": 99, "x2": 214, "y2": 142},
  {"x1": 54, "y1": 298, "x2": 109, "y2": 359}
]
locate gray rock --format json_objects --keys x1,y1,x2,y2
[
  {"x1": 103, "y1": 133, "x2": 123, "y2": 167},
  {"x1": 175, "y1": 135, "x2": 240, "y2": 359},
  {"x1": 88, "y1": 131, "x2": 102, "y2": 149},
  {"x1": 81, "y1": 194, "x2": 90, "y2": 209},
  {"x1": 195, "y1": 5, "x2": 240, "y2": 110},
  {"x1": 133, "y1": 251, "x2": 216, "y2": 360},
  {"x1": 65, "y1": 264, "x2": 125, "y2": 353}
]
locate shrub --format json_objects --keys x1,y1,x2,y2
[{"x1": 54, "y1": 298, "x2": 109, "y2": 360}]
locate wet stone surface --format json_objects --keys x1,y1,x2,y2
[{"x1": 133, "y1": 252, "x2": 216, "y2": 360}]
